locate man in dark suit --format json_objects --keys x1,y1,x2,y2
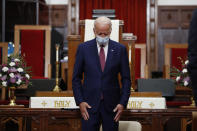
[
  {"x1": 188, "y1": 8, "x2": 197, "y2": 105},
  {"x1": 72, "y1": 16, "x2": 131, "y2": 131}
]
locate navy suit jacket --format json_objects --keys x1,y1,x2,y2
[
  {"x1": 188, "y1": 8, "x2": 197, "y2": 103},
  {"x1": 72, "y1": 38, "x2": 131, "y2": 113}
]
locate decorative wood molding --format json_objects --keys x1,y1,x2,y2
[
  {"x1": 51, "y1": 5, "x2": 68, "y2": 27},
  {"x1": 68, "y1": 0, "x2": 79, "y2": 35},
  {"x1": 0, "y1": 108, "x2": 196, "y2": 131},
  {"x1": 147, "y1": 0, "x2": 158, "y2": 73},
  {"x1": 158, "y1": 6, "x2": 197, "y2": 29}
]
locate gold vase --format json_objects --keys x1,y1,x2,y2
[{"x1": 8, "y1": 87, "x2": 16, "y2": 106}]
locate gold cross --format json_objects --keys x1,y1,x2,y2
[
  {"x1": 41, "y1": 101, "x2": 47, "y2": 107},
  {"x1": 149, "y1": 102, "x2": 155, "y2": 108}
]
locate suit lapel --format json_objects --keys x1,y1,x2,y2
[
  {"x1": 103, "y1": 40, "x2": 114, "y2": 73},
  {"x1": 91, "y1": 39, "x2": 115, "y2": 73},
  {"x1": 91, "y1": 39, "x2": 103, "y2": 73}
]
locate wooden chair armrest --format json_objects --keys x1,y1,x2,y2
[
  {"x1": 144, "y1": 64, "x2": 149, "y2": 79},
  {"x1": 163, "y1": 65, "x2": 170, "y2": 79},
  {"x1": 48, "y1": 64, "x2": 52, "y2": 79}
]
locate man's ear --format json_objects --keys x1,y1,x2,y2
[
  {"x1": 93, "y1": 28, "x2": 96, "y2": 36},
  {"x1": 93, "y1": 28, "x2": 96, "y2": 34},
  {"x1": 110, "y1": 27, "x2": 112, "y2": 34}
]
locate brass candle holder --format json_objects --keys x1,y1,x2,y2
[
  {"x1": 53, "y1": 44, "x2": 61, "y2": 92},
  {"x1": 128, "y1": 43, "x2": 135, "y2": 92}
]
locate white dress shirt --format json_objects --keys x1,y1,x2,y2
[{"x1": 97, "y1": 43, "x2": 108, "y2": 61}]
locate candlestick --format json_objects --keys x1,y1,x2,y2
[
  {"x1": 53, "y1": 44, "x2": 61, "y2": 92},
  {"x1": 129, "y1": 44, "x2": 131, "y2": 64},
  {"x1": 128, "y1": 42, "x2": 135, "y2": 92},
  {"x1": 56, "y1": 44, "x2": 59, "y2": 62}
]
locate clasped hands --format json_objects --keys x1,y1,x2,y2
[{"x1": 79, "y1": 102, "x2": 124, "y2": 122}]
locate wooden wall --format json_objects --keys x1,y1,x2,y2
[{"x1": 157, "y1": 6, "x2": 197, "y2": 71}]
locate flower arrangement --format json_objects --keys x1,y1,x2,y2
[
  {"x1": 170, "y1": 57, "x2": 191, "y2": 88},
  {"x1": 0, "y1": 54, "x2": 31, "y2": 88}
]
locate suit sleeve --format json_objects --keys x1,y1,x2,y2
[
  {"x1": 188, "y1": 9, "x2": 197, "y2": 104},
  {"x1": 72, "y1": 44, "x2": 85, "y2": 105},
  {"x1": 188, "y1": 9, "x2": 197, "y2": 69},
  {"x1": 119, "y1": 46, "x2": 131, "y2": 107}
]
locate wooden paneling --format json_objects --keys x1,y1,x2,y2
[
  {"x1": 51, "y1": 5, "x2": 68, "y2": 27},
  {"x1": 67, "y1": 35, "x2": 81, "y2": 90},
  {"x1": 157, "y1": 6, "x2": 197, "y2": 71},
  {"x1": 40, "y1": 5, "x2": 68, "y2": 27},
  {"x1": 159, "y1": 6, "x2": 197, "y2": 29},
  {"x1": 39, "y1": 5, "x2": 49, "y2": 25},
  {"x1": 181, "y1": 8, "x2": 194, "y2": 28},
  {"x1": 159, "y1": 8, "x2": 179, "y2": 28},
  {"x1": 0, "y1": 108, "x2": 197, "y2": 131}
]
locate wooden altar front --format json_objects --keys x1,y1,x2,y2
[{"x1": 0, "y1": 108, "x2": 196, "y2": 131}]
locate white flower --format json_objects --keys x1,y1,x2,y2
[
  {"x1": 14, "y1": 59, "x2": 20, "y2": 62},
  {"x1": 9, "y1": 62, "x2": 15, "y2": 66},
  {"x1": 0, "y1": 74, "x2": 2, "y2": 77},
  {"x1": 17, "y1": 68, "x2": 24, "y2": 72},
  {"x1": 2, "y1": 67, "x2": 8, "y2": 72},
  {"x1": 184, "y1": 81, "x2": 189, "y2": 86},
  {"x1": 25, "y1": 74, "x2": 30, "y2": 79},
  {"x1": 185, "y1": 60, "x2": 189, "y2": 65},
  {"x1": 16, "y1": 79, "x2": 22, "y2": 85},
  {"x1": 176, "y1": 76, "x2": 180, "y2": 82},
  {"x1": 2, "y1": 81, "x2": 7, "y2": 87},
  {"x1": 182, "y1": 68, "x2": 188, "y2": 73},
  {"x1": 9, "y1": 73, "x2": 15, "y2": 78}
]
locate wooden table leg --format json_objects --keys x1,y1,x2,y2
[
  {"x1": 152, "y1": 115, "x2": 163, "y2": 131},
  {"x1": 1, "y1": 88, "x2": 6, "y2": 100},
  {"x1": 40, "y1": 114, "x2": 48, "y2": 131}
]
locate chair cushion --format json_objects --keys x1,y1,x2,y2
[
  {"x1": 21, "y1": 30, "x2": 45, "y2": 77},
  {"x1": 119, "y1": 121, "x2": 142, "y2": 131},
  {"x1": 100, "y1": 121, "x2": 142, "y2": 131}
]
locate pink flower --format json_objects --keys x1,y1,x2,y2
[
  {"x1": 10, "y1": 78, "x2": 16, "y2": 83},
  {"x1": 10, "y1": 67, "x2": 17, "y2": 72},
  {"x1": 1, "y1": 75, "x2": 7, "y2": 81}
]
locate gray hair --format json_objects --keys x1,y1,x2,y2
[{"x1": 94, "y1": 16, "x2": 112, "y2": 29}]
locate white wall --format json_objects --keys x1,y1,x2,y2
[
  {"x1": 158, "y1": 0, "x2": 197, "y2": 6},
  {"x1": 45, "y1": 0, "x2": 68, "y2": 5}
]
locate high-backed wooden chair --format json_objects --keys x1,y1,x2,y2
[
  {"x1": 163, "y1": 43, "x2": 188, "y2": 79},
  {"x1": 67, "y1": 20, "x2": 136, "y2": 90},
  {"x1": 0, "y1": 42, "x2": 8, "y2": 100},
  {"x1": 135, "y1": 43, "x2": 149, "y2": 79},
  {"x1": 163, "y1": 43, "x2": 191, "y2": 108},
  {"x1": 14, "y1": 25, "x2": 52, "y2": 79}
]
